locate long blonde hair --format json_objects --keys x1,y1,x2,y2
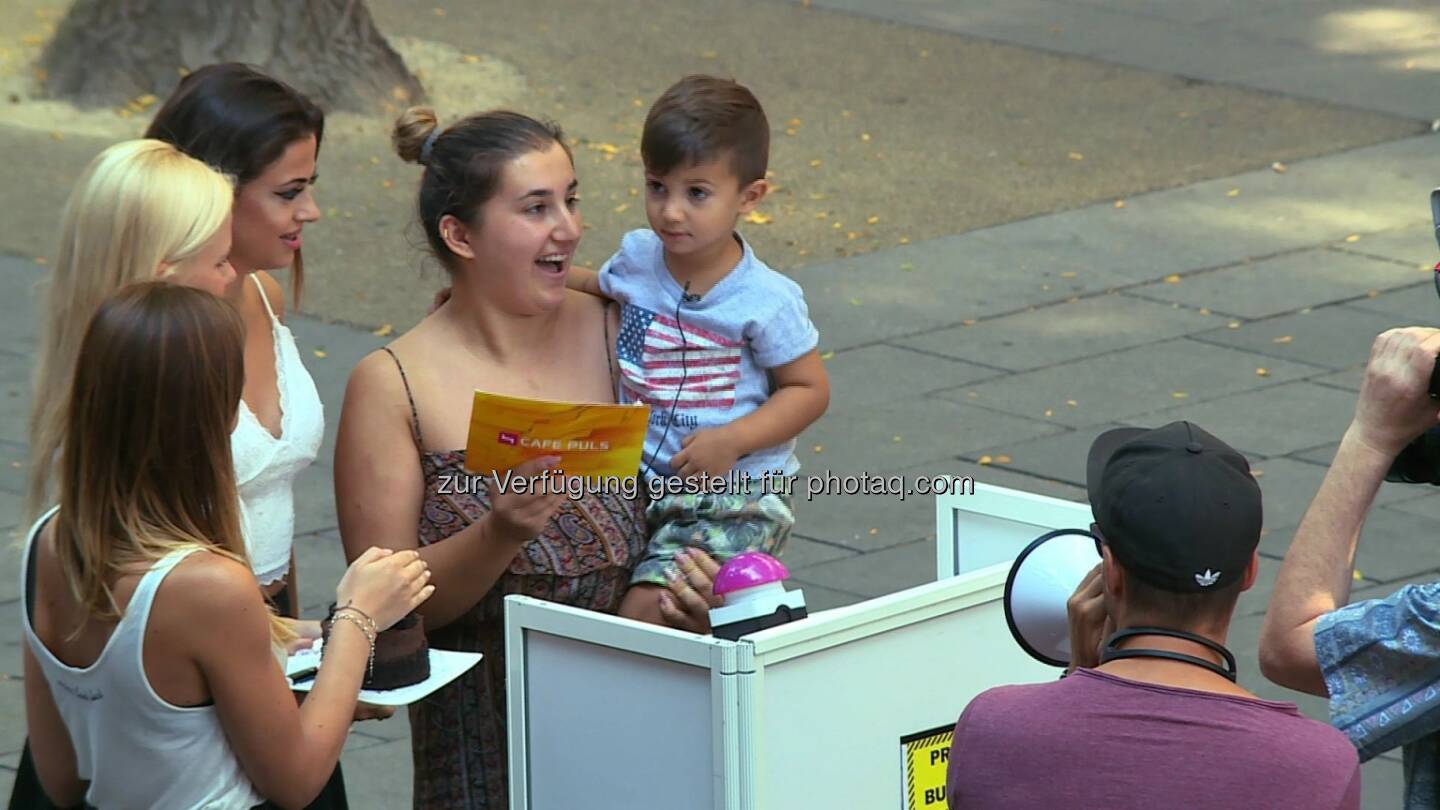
[
  {"x1": 29, "y1": 139, "x2": 234, "y2": 518},
  {"x1": 56, "y1": 283, "x2": 289, "y2": 642}
]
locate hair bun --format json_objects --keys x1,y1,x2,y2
[{"x1": 392, "y1": 106, "x2": 440, "y2": 165}]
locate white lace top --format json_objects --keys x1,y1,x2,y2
[{"x1": 232, "y1": 274, "x2": 324, "y2": 585}]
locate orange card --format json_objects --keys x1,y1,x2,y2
[{"x1": 463, "y1": 390, "x2": 650, "y2": 479}]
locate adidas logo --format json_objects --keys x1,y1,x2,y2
[{"x1": 1195, "y1": 569, "x2": 1221, "y2": 587}]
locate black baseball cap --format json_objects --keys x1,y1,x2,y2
[{"x1": 1086, "y1": 422, "x2": 1262, "y2": 593}]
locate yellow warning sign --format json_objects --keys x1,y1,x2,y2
[{"x1": 900, "y1": 724, "x2": 954, "y2": 809}]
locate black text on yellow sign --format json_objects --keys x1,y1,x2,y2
[{"x1": 900, "y1": 724, "x2": 953, "y2": 809}]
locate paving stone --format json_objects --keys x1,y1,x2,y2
[
  {"x1": 943, "y1": 338, "x2": 1317, "y2": 428},
  {"x1": 1136, "y1": 382, "x2": 1357, "y2": 457},
  {"x1": 786, "y1": 538, "x2": 934, "y2": 599},
  {"x1": 1360, "y1": 757, "x2": 1410, "y2": 810},
  {"x1": 1331, "y1": 221, "x2": 1436, "y2": 270},
  {"x1": 1249, "y1": 457, "x2": 1423, "y2": 532},
  {"x1": 787, "y1": 579, "x2": 868, "y2": 613},
  {"x1": 0, "y1": 680, "x2": 23, "y2": 761},
  {"x1": 797, "y1": 395, "x2": 1062, "y2": 476},
  {"x1": 0, "y1": 256, "x2": 41, "y2": 358},
  {"x1": 895, "y1": 293, "x2": 1224, "y2": 372},
  {"x1": 1346, "y1": 279, "x2": 1440, "y2": 325},
  {"x1": 294, "y1": 529, "x2": 352, "y2": 618},
  {"x1": 787, "y1": 234, "x2": 1135, "y2": 351},
  {"x1": 0, "y1": 439, "x2": 25, "y2": 500},
  {"x1": 1225, "y1": 614, "x2": 1331, "y2": 719},
  {"x1": 963, "y1": 422, "x2": 1158, "y2": 487},
  {"x1": 778, "y1": 536, "x2": 860, "y2": 572},
  {"x1": 1193, "y1": 305, "x2": 1407, "y2": 370},
  {"x1": 0, "y1": 353, "x2": 30, "y2": 447},
  {"x1": 1262, "y1": 507, "x2": 1440, "y2": 584},
  {"x1": 1126, "y1": 249, "x2": 1424, "y2": 319},
  {"x1": 339, "y1": 738, "x2": 414, "y2": 810},
  {"x1": 1307, "y1": 367, "x2": 1363, "y2": 392},
  {"x1": 823, "y1": 345, "x2": 998, "y2": 409},
  {"x1": 294, "y1": 461, "x2": 340, "y2": 539},
  {"x1": 287, "y1": 314, "x2": 389, "y2": 454}
]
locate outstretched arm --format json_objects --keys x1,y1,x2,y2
[{"x1": 1260, "y1": 327, "x2": 1440, "y2": 695}]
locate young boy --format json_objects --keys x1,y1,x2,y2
[{"x1": 568, "y1": 75, "x2": 829, "y2": 623}]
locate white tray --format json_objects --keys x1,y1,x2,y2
[{"x1": 285, "y1": 640, "x2": 482, "y2": 707}]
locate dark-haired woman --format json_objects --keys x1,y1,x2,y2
[
  {"x1": 334, "y1": 107, "x2": 723, "y2": 808},
  {"x1": 22, "y1": 283, "x2": 433, "y2": 810}
]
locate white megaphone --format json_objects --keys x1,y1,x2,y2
[{"x1": 1003, "y1": 528, "x2": 1102, "y2": 667}]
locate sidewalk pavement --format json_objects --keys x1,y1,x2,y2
[{"x1": 5, "y1": 1, "x2": 1440, "y2": 807}]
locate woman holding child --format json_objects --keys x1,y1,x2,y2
[{"x1": 334, "y1": 97, "x2": 736, "y2": 804}]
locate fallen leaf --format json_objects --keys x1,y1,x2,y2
[
  {"x1": 1059, "y1": 271, "x2": 1077, "y2": 279},
  {"x1": 846, "y1": 231, "x2": 858, "y2": 240},
  {"x1": 1367, "y1": 290, "x2": 1379, "y2": 298},
  {"x1": 743, "y1": 211, "x2": 773, "y2": 225},
  {"x1": 369, "y1": 156, "x2": 381, "y2": 165},
  {"x1": 1067, "y1": 151, "x2": 1084, "y2": 161},
  {"x1": 961, "y1": 319, "x2": 976, "y2": 326},
  {"x1": 814, "y1": 212, "x2": 828, "y2": 220},
  {"x1": 869, "y1": 528, "x2": 879, "y2": 535},
  {"x1": 1226, "y1": 188, "x2": 1240, "y2": 197},
  {"x1": 589, "y1": 142, "x2": 621, "y2": 155},
  {"x1": 788, "y1": 117, "x2": 802, "y2": 127},
  {"x1": 1172, "y1": 391, "x2": 1189, "y2": 399},
  {"x1": 701, "y1": 50, "x2": 718, "y2": 59},
  {"x1": 1114, "y1": 200, "x2": 1126, "y2": 209},
  {"x1": 860, "y1": 133, "x2": 871, "y2": 142},
  {"x1": 785, "y1": 128, "x2": 797, "y2": 136},
  {"x1": 892, "y1": 435, "x2": 903, "y2": 443},
  {"x1": 919, "y1": 49, "x2": 929, "y2": 57},
  {"x1": 832, "y1": 222, "x2": 843, "y2": 230},
  {"x1": 21, "y1": 34, "x2": 44, "y2": 46},
  {"x1": 1066, "y1": 399, "x2": 1078, "y2": 407},
  {"x1": 373, "y1": 324, "x2": 394, "y2": 337},
  {"x1": 978, "y1": 455, "x2": 994, "y2": 465},
  {"x1": 898, "y1": 236, "x2": 910, "y2": 244},
  {"x1": 1164, "y1": 274, "x2": 1181, "y2": 284},
  {"x1": 813, "y1": 445, "x2": 824, "y2": 454},
  {"x1": 462, "y1": 54, "x2": 481, "y2": 64},
  {"x1": 866, "y1": 215, "x2": 880, "y2": 225},
  {"x1": 629, "y1": 187, "x2": 639, "y2": 197},
  {"x1": 1344, "y1": 234, "x2": 1361, "y2": 243},
  {"x1": 613, "y1": 203, "x2": 630, "y2": 213},
  {"x1": 900, "y1": 262, "x2": 914, "y2": 272},
  {"x1": 1227, "y1": 321, "x2": 1240, "y2": 329},
  {"x1": 1252, "y1": 470, "x2": 1264, "y2": 478},
  {"x1": 1271, "y1": 161, "x2": 1287, "y2": 173},
  {"x1": 1272, "y1": 335, "x2": 1293, "y2": 344},
  {"x1": 1044, "y1": 409, "x2": 1054, "y2": 417},
  {"x1": 432, "y1": 7, "x2": 446, "y2": 15},
  {"x1": 967, "y1": 392, "x2": 978, "y2": 399},
  {"x1": 33, "y1": 256, "x2": 47, "y2": 265},
  {"x1": 849, "y1": 297, "x2": 862, "y2": 306},
  {"x1": 49, "y1": 130, "x2": 63, "y2": 141},
  {"x1": 809, "y1": 192, "x2": 827, "y2": 201},
  {"x1": 1256, "y1": 367, "x2": 1268, "y2": 376},
  {"x1": 820, "y1": 350, "x2": 835, "y2": 360},
  {"x1": 1199, "y1": 308, "x2": 1211, "y2": 315},
  {"x1": 381, "y1": 179, "x2": 394, "y2": 189},
  {"x1": 995, "y1": 455, "x2": 1012, "y2": 464},
  {"x1": 808, "y1": 159, "x2": 823, "y2": 168},
  {"x1": 313, "y1": 349, "x2": 328, "y2": 359}
]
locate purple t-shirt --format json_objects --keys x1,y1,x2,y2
[{"x1": 947, "y1": 669, "x2": 1360, "y2": 809}]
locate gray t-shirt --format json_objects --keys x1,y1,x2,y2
[
  {"x1": 600, "y1": 229, "x2": 818, "y2": 480},
  {"x1": 947, "y1": 668, "x2": 1360, "y2": 809}
]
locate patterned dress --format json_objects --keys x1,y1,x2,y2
[{"x1": 382, "y1": 349, "x2": 646, "y2": 810}]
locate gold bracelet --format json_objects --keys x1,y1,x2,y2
[
  {"x1": 333, "y1": 604, "x2": 378, "y2": 636},
  {"x1": 328, "y1": 612, "x2": 376, "y2": 681}
]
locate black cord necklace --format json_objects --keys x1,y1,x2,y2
[{"x1": 1099, "y1": 626, "x2": 1238, "y2": 682}]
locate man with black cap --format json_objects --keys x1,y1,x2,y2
[
  {"x1": 1261, "y1": 327, "x2": 1440, "y2": 809},
  {"x1": 945, "y1": 421, "x2": 1359, "y2": 809}
]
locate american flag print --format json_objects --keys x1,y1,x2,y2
[{"x1": 617, "y1": 303, "x2": 743, "y2": 410}]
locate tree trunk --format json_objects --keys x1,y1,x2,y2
[{"x1": 39, "y1": 0, "x2": 424, "y2": 114}]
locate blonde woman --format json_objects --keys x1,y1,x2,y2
[
  {"x1": 22, "y1": 283, "x2": 433, "y2": 809},
  {"x1": 29, "y1": 137, "x2": 236, "y2": 517}
]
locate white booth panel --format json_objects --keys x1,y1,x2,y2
[
  {"x1": 746, "y1": 572, "x2": 1055, "y2": 809},
  {"x1": 937, "y1": 482, "x2": 1093, "y2": 578},
  {"x1": 522, "y1": 632, "x2": 716, "y2": 809}
]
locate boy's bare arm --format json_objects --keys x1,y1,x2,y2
[
  {"x1": 725, "y1": 349, "x2": 830, "y2": 455},
  {"x1": 566, "y1": 266, "x2": 604, "y2": 297}
]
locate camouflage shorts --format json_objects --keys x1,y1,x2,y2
[{"x1": 630, "y1": 489, "x2": 796, "y2": 587}]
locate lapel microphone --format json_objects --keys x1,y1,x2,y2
[{"x1": 681, "y1": 280, "x2": 701, "y2": 303}]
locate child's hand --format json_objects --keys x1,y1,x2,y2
[{"x1": 671, "y1": 428, "x2": 741, "y2": 480}]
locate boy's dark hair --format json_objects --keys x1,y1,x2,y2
[
  {"x1": 642, "y1": 75, "x2": 769, "y2": 186},
  {"x1": 1122, "y1": 573, "x2": 1244, "y2": 631}
]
